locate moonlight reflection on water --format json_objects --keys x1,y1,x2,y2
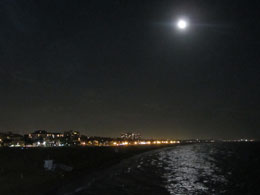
[
  {"x1": 67, "y1": 143, "x2": 260, "y2": 195},
  {"x1": 159, "y1": 145, "x2": 227, "y2": 194}
]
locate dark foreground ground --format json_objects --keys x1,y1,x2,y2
[
  {"x1": 1, "y1": 143, "x2": 260, "y2": 195},
  {"x1": 0, "y1": 145, "x2": 170, "y2": 195}
]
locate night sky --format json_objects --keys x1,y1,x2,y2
[{"x1": 0, "y1": 0, "x2": 259, "y2": 139}]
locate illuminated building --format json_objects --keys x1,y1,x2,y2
[
  {"x1": 64, "y1": 130, "x2": 80, "y2": 146},
  {"x1": 0, "y1": 132, "x2": 25, "y2": 147},
  {"x1": 121, "y1": 132, "x2": 141, "y2": 140},
  {"x1": 27, "y1": 130, "x2": 64, "y2": 147}
]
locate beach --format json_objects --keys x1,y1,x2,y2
[{"x1": 0, "y1": 145, "x2": 171, "y2": 195}]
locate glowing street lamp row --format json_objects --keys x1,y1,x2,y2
[{"x1": 111, "y1": 140, "x2": 180, "y2": 146}]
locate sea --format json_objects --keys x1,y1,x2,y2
[{"x1": 69, "y1": 143, "x2": 260, "y2": 195}]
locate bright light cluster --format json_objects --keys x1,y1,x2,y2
[
  {"x1": 176, "y1": 19, "x2": 188, "y2": 30},
  {"x1": 110, "y1": 140, "x2": 180, "y2": 147}
]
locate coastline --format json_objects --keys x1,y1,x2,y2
[
  {"x1": 52, "y1": 145, "x2": 181, "y2": 195},
  {"x1": 0, "y1": 145, "x2": 179, "y2": 195}
]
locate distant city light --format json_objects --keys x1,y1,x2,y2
[{"x1": 1, "y1": 129, "x2": 254, "y2": 148}]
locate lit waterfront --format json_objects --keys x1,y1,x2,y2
[
  {"x1": 81, "y1": 140, "x2": 181, "y2": 147},
  {"x1": 0, "y1": 130, "x2": 183, "y2": 148}
]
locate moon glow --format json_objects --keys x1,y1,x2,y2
[{"x1": 177, "y1": 19, "x2": 188, "y2": 30}]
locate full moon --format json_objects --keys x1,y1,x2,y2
[{"x1": 177, "y1": 19, "x2": 188, "y2": 30}]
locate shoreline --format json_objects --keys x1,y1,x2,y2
[
  {"x1": 0, "y1": 145, "x2": 180, "y2": 195},
  {"x1": 52, "y1": 145, "x2": 181, "y2": 195}
]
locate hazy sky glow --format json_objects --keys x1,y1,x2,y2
[{"x1": 0, "y1": 0, "x2": 260, "y2": 139}]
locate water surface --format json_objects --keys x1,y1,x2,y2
[{"x1": 71, "y1": 143, "x2": 260, "y2": 195}]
